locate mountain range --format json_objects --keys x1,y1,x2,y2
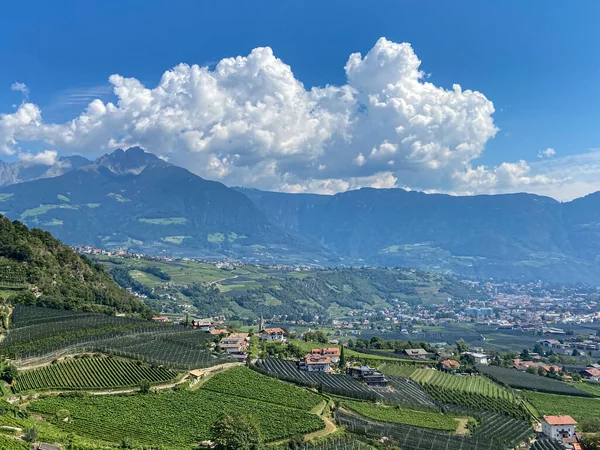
[{"x1": 1, "y1": 147, "x2": 599, "y2": 283}]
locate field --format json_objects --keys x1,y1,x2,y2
[
  {"x1": 341, "y1": 400, "x2": 458, "y2": 431},
  {"x1": 336, "y1": 411, "x2": 503, "y2": 450},
  {"x1": 93, "y1": 255, "x2": 486, "y2": 320},
  {"x1": 257, "y1": 359, "x2": 437, "y2": 409},
  {"x1": 477, "y1": 364, "x2": 592, "y2": 397},
  {"x1": 2, "y1": 306, "x2": 229, "y2": 369},
  {"x1": 29, "y1": 378, "x2": 324, "y2": 448},
  {"x1": 523, "y1": 391, "x2": 600, "y2": 422},
  {"x1": 13, "y1": 356, "x2": 179, "y2": 392},
  {"x1": 379, "y1": 363, "x2": 420, "y2": 378},
  {"x1": 202, "y1": 366, "x2": 323, "y2": 411},
  {"x1": 568, "y1": 380, "x2": 600, "y2": 397},
  {"x1": 420, "y1": 384, "x2": 528, "y2": 420},
  {"x1": 411, "y1": 369, "x2": 514, "y2": 401},
  {"x1": 0, "y1": 435, "x2": 28, "y2": 450}
]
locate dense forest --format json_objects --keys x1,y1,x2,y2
[{"x1": 0, "y1": 215, "x2": 152, "y2": 317}]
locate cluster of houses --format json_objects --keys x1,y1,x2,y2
[{"x1": 296, "y1": 348, "x2": 390, "y2": 387}]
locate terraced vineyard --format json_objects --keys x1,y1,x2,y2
[
  {"x1": 523, "y1": 391, "x2": 600, "y2": 422},
  {"x1": 203, "y1": 366, "x2": 323, "y2": 411},
  {"x1": 421, "y1": 384, "x2": 529, "y2": 420},
  {"x1": 2, "y1": 306, "x2": 230, "y2": 369},
  {"x1": 336, "y1": 411, "x2": 504, "y2": 450},
  {"x1": 443, "y1": 405, "x2": 533, "y2": 445},
  {"x1": 531, "y1": 437, "x2": 566, "y2": 450},
  {"x1": 0, "y1": 434, "x2": 28, "y2": 450},
  {"x1": 29, "y1": 382, "x2": 324, "y2": 447},
  {"x1": 341, "y1": 400, "x2": 458, "y2": 431},
  {"x1": 257, "y1": 359, "x2": 437, "y2": 409},
  {"x1": 379, "y1": 363, "x2": 419, "y2": 378},
  {"x1": 411, "y1": 369, "x2": 514, "y2": 400},
  {"x1": 14, "y1": 356, "x2": 179, "y2": 392},
  {"x1": 477, "y1": 364, "x2": 592, "y2": 397}
]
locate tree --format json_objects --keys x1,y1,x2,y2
[
  {"x1": 580, "y1": 433, "x2": 600, "y2": 450},
  {"x1": 212, "y1": 412, "x2": 262, "y2": 450},
  {"x1": 455, "y1": 339, "x2": 469, "y2": 354},
  {"x1": 139, "y1": 379, "x2": 151, "y2": 394},
  {"x1": 23, "y1": 426, "x2": 38, "y2": 444},
  {"x1": 1, "y1": 363, "x2": 18, "y2": 384},
  {"x1": 339, "y1": 346, "x2": 346, "y2": 372},
  {"x1": 520, "y1": 349, "x2": 531, "y2": 361}
]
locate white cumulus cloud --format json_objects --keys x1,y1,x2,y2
[
  {"x1": 18, "y1": 149, "x2": 58, "y2": 166},
  {"x1": 0, "y1": 38, "x2": 578, "y2": 197},
  {"x1": 538, "y1": 147, "x2": 556, "y2": 158}
]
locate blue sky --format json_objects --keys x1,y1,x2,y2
[{"x1": 2, "y1": 1, "x2": 600, "y2": 199}]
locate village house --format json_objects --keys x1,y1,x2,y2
[
  {"x1": 542, "y1": 416, "x2": 577, "y2": 442},
  {"x1": 582, "y1": 367, "x2": 600, "y2": 381},
  {"x1": 348, "y1": 366, "x2": 389, "y2": 387},
  {"x1": 464, "y1": 352, "x2": 489, "y2": 365},
  {"x1": 192, "y1": 318, "x2": 215, "y2": 331},
  {"x1": 311, "y1": 347, "x2": 341, "y2": 363},
  {"x1": 404, "y1": 348, "x2": 429, "y2": 358},
  {"x1": 208, "y1": 329, "x2": 229, "y2": 336},
  {"x1": 440, "y1": 359, "x2": 461, "y2": 372},
  {"x1": 260, "y1": 327, "x2": 286, "y2": 342},
  {"x1": 219, "y1": 333, "x2": 249, "y2": 361},
  {"x1": 151, "y1": 316, "x2": 170, "y2": 323},
  {"x1": 299, "y1": 354, "x2": 332, "y2": 372}
]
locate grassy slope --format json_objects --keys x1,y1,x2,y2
[
  {"x1": 341, "y1": 400, "x2": 459, "y2": 431},
  {"x1": 29, "y1": 380, "x2": 324, "y2": 448},
  {"x1": 523, "y1": 391, "x2": 600, "y2": 422}
]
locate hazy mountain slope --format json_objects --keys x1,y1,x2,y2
[
  {"x1": 0, "y1": 215, "x2": 150, "y2": 315},
  {"x1": 239, "y1": 187, "x2": 599, "y2": 283},
  {"x1": 0, "y1": 148, "x2": 326, "y2": 262}
]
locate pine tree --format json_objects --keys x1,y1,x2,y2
[{"x1": 339, "y1": 346, "x2": 346, "y2": 373}]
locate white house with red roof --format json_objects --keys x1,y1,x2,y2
[
  {"x1": 542, "y1": 416, "x2": 577, "y2": 441},
  {"x1": 299, "y1": 354, "x2": 332, "y2": 372},
  {"x1": 260, "y1": 327, "x2": 286, "y2": 342}
]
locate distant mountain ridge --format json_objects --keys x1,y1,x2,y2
[
  {"x1": 0, "y1": 148, "x2": 327, "y2": 264},
  {"x1": 237, "y1": 187, "x2": 600, "y2": 284},
  {"x1": 1, "y1": 147, "x2": 600, "y2": 283}
]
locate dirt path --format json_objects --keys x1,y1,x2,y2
[
  {"x1": 303, "y1": 415, "x2": 337, "y2": 441},
  {"x1": 209, "y1": 275, "x2": 238, "y2": 286},
  {"x1": 455, "y1": 418, "x2": 470, "y2": 435}
]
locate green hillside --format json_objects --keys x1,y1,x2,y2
[
  {"x1": 96, "y1": 256, "x2": 486, "y2": 319},
  {"x1": 0, "y1": 215, "x2": 151, "y2": 316}
]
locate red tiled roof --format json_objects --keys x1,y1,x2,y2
[
  {"x1": 441, "y1": 359, "x2": 460, "y2": 368},
  {"x1": 585, "y1": 368, "x2": 600, "y2": 377},
  {"x1": 543, "y1": 415, "x2": 577, "y2": 425},
  {"x1": 262, "y1": 328, "x2": 285, "y2": 334}
]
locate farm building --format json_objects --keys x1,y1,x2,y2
[
  {"x1": 151, "y1": 316, "x2": 170, "y2": 323},
  {"x1": 260, "y1": 328, "x2": 286, "y2": 342},
  {"x1": 404, "y1": 348, "x2": 429, "y2": 358},
  {"x1": 348, "y1": 366, "x2": 389, "y2": 387},
  {"x1": 582, "y1": 367, "x2": 600, "y2": 380},
  {"x1": 311, "y1": 347, "x2": 341, "y2": 363},
  {"x1": 440, "y1": 359, "x2": 460, "y2": 371},
  {"x1": 299, "y1": 354, "x2": 332, "y2": 372},
  {"x1": 192, "y1": 318, "x2": 215, "y2": 331},
  {"x1": 219, "y1": 333, "x2": 249, "y2": 361},
  {"x1": 541, "y1": 415, "x2": 577, "y2": 442},
  {"x1": 464, "y1": 352, "x2": 489, "y2": 365}
]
